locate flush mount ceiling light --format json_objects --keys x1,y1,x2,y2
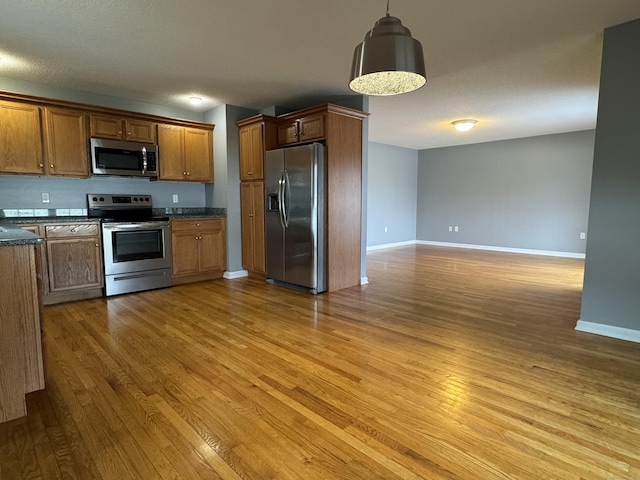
[
  {"x1": 189, "y1": 96, "x2": 203, "y2": 106},
  {"x1": 349, "y1": 0, "x2": 426, "y2": 96},
  {"x1": 452, "y1": 119, "x2": 478, "y2": 132}
]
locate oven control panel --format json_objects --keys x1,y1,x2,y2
[{"x1": 88, "y1": 194, "x2": 152, "y2": 208}]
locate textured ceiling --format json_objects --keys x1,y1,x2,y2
[{"x1": 1, "y1": 1, "x2": 639, "y2": 150}]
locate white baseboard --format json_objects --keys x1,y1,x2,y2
[
  {"x1": 360, "y1": 276, "x2": 369, "y2": 285},
  {"x1": 416, "y1": 240, "x2": 586, "y2": 259},
  {"x1": 223, "y1": 270, "x2": 249, "y2": 279},
  {"x1": 575, "y1": 320, "x2": 640, "y2": 343},
  {"x1": 367, "y1": 240, "x2": 416, "y2": 252}
]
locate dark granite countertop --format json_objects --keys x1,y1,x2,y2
[
  {"x1": 0, "y1": 224, "x2": 44, "y2": 247},
  {"x1": 0, "y1": 207, "x2": 227, "y2": 225}
]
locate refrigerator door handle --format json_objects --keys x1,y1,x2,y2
[
  {"x1": 278, "y1": 171, "x2": 286, "y2": 228},
  {"x1": 283, "y1": 169, "x2": 290, "y2": 228}
]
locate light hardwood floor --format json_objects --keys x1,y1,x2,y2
[{"x1": 1, "y1": 245, "x2": 639, "y2": 479}]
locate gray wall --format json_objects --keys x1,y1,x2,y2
[
  {"x1": 0, "y1": 176, "x2": 203, "y2": 209},
  {"x1": 367, "y1": 142, "x2": 418, "y2": 247},
  {"x1": 204, "y1": 105, "x2": 258, "y2": 275},
  {"x1": 580, "y1": 19, "x2": 640, "y2": 332},
  {"x1": 416, "y1": 131, "x2": 595, "y2": 254}
]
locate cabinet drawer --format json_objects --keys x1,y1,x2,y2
[
  {"x1": 45, "y1": 223, "x2": 99, "y2": 238},
  {"x1": 171, "y1": 218, "x2": 224, "y2": 232}
]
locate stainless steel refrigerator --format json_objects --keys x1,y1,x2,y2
[{"x1": 265, "y1": 143, "x2": 326, "y2": 294}]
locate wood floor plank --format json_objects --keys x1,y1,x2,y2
[{"x1": 2, "y1": 245, "x2": 640, "y2": 479}]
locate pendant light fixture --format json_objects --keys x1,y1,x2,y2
[{"x1": 349, "y1": 0, "x2": 426, "y2": 96}]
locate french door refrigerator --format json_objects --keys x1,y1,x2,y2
[{"x1": 265, "y1": 143, "x2": 326, "y2": 294}]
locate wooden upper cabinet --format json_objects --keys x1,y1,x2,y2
[
  {"x1": 158, "y1": 124, "x2": 214, "y2": 183},
  {"x1": 0, "y1": 100, "x2": 44, "y2": 175},
  {"x1": 43, "y1": 107, "x2": 89, "y2": 177},
  {"x1": 90, "y1": 114, "x2": 156, "y2": 143},
  {"x1": 185, "y1": 127, "x2": 213, "y2": 182},
  {"x1": 239, "y1": 123, "x2": 264, "y2": 180},
  {"x1": 237, "y1": 115, "x2": 276, "y2": 180},
  {"x1": 157, "y1": 124, "x2": 185, "y2": 181},
  {"x1": 276, "y1": 113, "x2": 325, "y2": 146}
]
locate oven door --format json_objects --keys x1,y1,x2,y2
[{"x1": 102, "y1": 221, "x2": 171, "y2": 276}]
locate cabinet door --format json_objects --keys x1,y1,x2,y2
[
  {"x1": 277, "y1": 120, "x2": 299, "y2": 145},
  {"x1": 239, "y1": 123, "x2": 264, "y2": 180},
  {"x1": 0, "y1": 100, "x2": 44, "y2": 174},
  {"x1": 46, "y1": 238, "x2": 103, "y2": 292},
  {"x1": 43, "y1": 107, "x2": 89, "y2": 177},
  {"x1": 89, "y1": 114, "x2": 124, "y2": 140},
  {"x1": 184, "y1": 127, "x2": 214, "y2": 182},
  {"x1": 241, "y1": 182, "x2": 265, "y2": 273},
  {"x1": 171, "y1": 231, "x2": 200, "y2": 276},
  {"x1": 298, "y1": 114, "x2": 325, "y2": 143},
  {"x1": 124, "y1": 119, "x2": 156, "y2": 143},
  {"x1": 199, "y1": 223, "x2": 226, "y2": 272},
  {"x1": 158, "y1": 124, "x2": 185, "y2": 181}
]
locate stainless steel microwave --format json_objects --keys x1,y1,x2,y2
[{"x1": 90, "y1": 138, "x2": 159, "y2": 178}]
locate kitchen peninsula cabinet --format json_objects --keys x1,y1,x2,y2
[
  {"x1": 0, "y1": 100, "x2": 44, "y2": 175},
  {"x1": 171, "y1": 218, "x2": 226, "y2": 284},
  {"x1": 89, "y1": 114, "x2": 156, "y2": 143},
  {"x1": 20, "y1": 222, "x2": 104, "y2": 305},
  {"x1": 0, "y1": 242, "x2": 45, "y2": 423},
  {"x1": 237, "y1": 103, "x2": 367, "y2": 291},
  {"x1": 158, "y1": 124, "x2": 214, "y2": 182},
  {"x1": 240, "y1": 181, "x2": 265, "y2": 273}
]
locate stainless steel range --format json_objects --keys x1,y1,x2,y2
[{"x1": 88, "y1": 194, "x2": 172, "y2": 296}]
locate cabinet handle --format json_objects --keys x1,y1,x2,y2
[
  {"x1": 39, "y1": 163, "x2": 44, "y2": 168},
  {"x1": 196, "y1": 223, "x2": 200, "y2": 226},
  {"x1": 95, "y1": 243, "x2": 99, "y2": 247},
  {"x1": 50, "y1": 164, "x2": 54, "y2": 169},
  {"x1": 248, "y1": 170, "x2": 253, "y2": 175},
  {"x1": 127, "y1": 132, "x2": 132, "y2": 136},
  {"x1": 118, "y1": 130, "x2": 123, "y2": 135}
]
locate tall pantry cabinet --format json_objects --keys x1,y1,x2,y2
[
  {"x1": 237, "y1": 104, "x2": 367, "y2": 291},
  {"x1": 237, "y1": 116, "x2": 277, "y2": 274}
]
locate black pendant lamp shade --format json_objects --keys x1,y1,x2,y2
[{"x1": 349, "y1": 10, "x2": 426, "y2": 96}]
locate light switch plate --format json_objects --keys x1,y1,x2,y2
[{"x1": 41, "y1": 193, "x2": 50, "y2": 203}]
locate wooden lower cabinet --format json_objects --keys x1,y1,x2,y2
[
  {"x1": 20, "y1": 222, "x2": 104, "y2": 305},
  {"x1": 0, "y1": 244, "x2": 45, "y2": 423},
  {"x1": 171, "y1": 218, "x2": 226, "y2": 285},
  {"x1": 240, "y1": 181, "x2": 265, "y2": 273}
]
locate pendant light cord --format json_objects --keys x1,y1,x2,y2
[{"x1": 386, "y1": 0, "x2": 390, "y2": 16}]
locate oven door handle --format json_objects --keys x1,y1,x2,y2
[{"x1": 103, "y1": 222, "x2": 169, "y2": 230}]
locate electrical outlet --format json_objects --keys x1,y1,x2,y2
[
  {"x1": 580, "y1": 232, "x2": 586, "y2": 240},
  {"x1": 172, "y1": 194, "x2": 179, "y2": 203},
  {"x1": 41, "y1": 192, "x2": 50, "y2": 203},
  {"x1": 448, "y1": 226, "x2": 453, "y2": 232},
  {"x1": 454, "y1": 226, "x2": 459, "y2": 232}
]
